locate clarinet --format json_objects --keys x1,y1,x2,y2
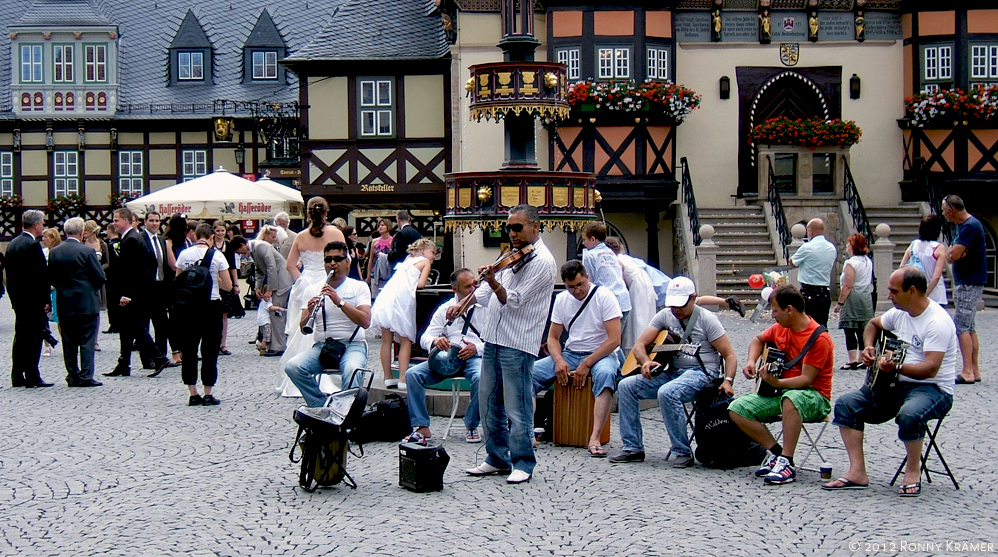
[{"x1": 301, "y1": 269, "x2": 337, "y2": 335}]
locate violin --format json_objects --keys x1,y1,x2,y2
[{"x1": 445, "y1": 244, "x2": 535, "y2": 326}]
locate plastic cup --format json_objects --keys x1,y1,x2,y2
[{"x1": 820, "y1": 463, "x2": 832, "y2": 480}]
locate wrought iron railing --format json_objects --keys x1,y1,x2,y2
[
  {"x1": 766, "y1": 156, "x2": 791, "y2": 261},
  {"x1": 680, "y1": 157, "x2": 701, "y2": 246},
  {"x1": 843, "y1": 159, "x2": 873, "y2": 244}
]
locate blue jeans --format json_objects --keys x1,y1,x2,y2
[
  {"x1": 532, "y1": 350, "x2": 619, "y2": 397},
  {"x1": 617, "y1": 365, "x2": 715, "y2": 456},
  {"x1": 284, "y1": 340, "x2": 368, "y2": 407},
  {"x1": 832, "y1": 384, "x2": 953, "y2": 442},
  {"x1": 480, "y1": 343, "x2": 536, "y2": 474},
  {"x1": 406, "y1": 356, "x2": 482, "y2": 431}
]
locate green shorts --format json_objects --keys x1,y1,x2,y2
[{"x1": 728, "y1": 388, "x2": 830, "y2": 423}]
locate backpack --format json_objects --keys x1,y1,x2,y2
[
  {"x1": 906, "y1": 241, "x2": 931, "y2": 278},
  {"x1": 693, "y1": 379, "x2": 767, "y2": 469},
  {"x1": 173, "y1": 247, "x2": 215, "y2": 311},
  {"x1": 290, "y1": 381, "x2": 370, "y2": 491},
  {"x1": 348, "y1": 393, "x2": 411, "y2": 445}
]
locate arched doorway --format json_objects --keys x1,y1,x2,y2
[{"x1": 735, "y1": 67, "x2": 841, "y2": 197}]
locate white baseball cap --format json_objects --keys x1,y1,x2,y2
[{"x1": 665, "y1": 276, "x2": 697, "y2": 307}]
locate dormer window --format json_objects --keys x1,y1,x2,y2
[
  {"x1": 251, "y1": 50, "x2": 278, "y2": 80},
  {"x1": 20, "y1": 44, "x2": 43, "y2": 83},
  {"x1": 178, "y1": 51, "x2": 204, "y2": 81},
  {"x1": 84, "y1": 44, "x2": 106, "y2": 82}
]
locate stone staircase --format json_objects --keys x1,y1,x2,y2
[
  {"x1": 864, "y1": 204, "x2": 924, "y2": 267},
  {"x1": 699, "y1": 205, "x2": 779, "y2": 301}
]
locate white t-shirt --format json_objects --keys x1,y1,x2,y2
[
  {"x1": 879, "y1": 302, "x2": 958, "y2": 395},
  {"x1": 647, "y1": 306, "x2": 727, "y2": 373},
  {"x1": 908, "y1": 239, "x2": 947, "y2": 305},
  {"x1": 301, "y1": 277, "x2": 372, "y2": 343},
  {"x1": 841, "y1": 255, "x2": 873, "y2": 289},
  {"x1": 175, "y1": 245, "x2": 230, "y2": 301},
  {"x1": 550, "y1": 284, "x2": 622, "y2": 354}
]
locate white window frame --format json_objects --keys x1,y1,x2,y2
[
  {"x1": 84, "y1": 44, "x2": 106, "y2": 82},
  {"x1": 557, "y1": 48, "x2": 580, "y2": 80},
  {"x1": 252, "y1": 51, "x2": 278, "y2": 80},
  {"x1": 54, "y1": 44, "x2": 74, "y2": 83},
  {"x1": 597, "y1": 47, "x2": 629, "y2": 80},
  {"x1": 921, "y1": 44, "x2": 952, "y2": 92},
  {"x1": 359, "y1": 79, "x2": 394, "y2": 137},
  {"x1": 647, "y1": 47, "x2": 669, "y2": 80},
  {"x1": 0, "y1": 152, "x2": 13, "y2": 197},
  {"x1": 181, "y1": 150, "x2": 207, "y2": 181},
  {"x1": 118, "y1": 151, "x2": 144, "y2": 195},
  {"x1": 971, "y1": 44, "x2": 998, "y2": 80},
  {"x1": 54, "y1": 151, "x2": 80, "y2": 197},
  {"x1": 20, "y1": 44, "x2": 43, "y2": 83},
  {"x1": 178, "y1": 51, "x2": 204, "y2": 81}
]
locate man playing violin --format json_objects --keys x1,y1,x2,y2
[
  {"x1": 823, "y1": 267, "x2": 957, "y2": 496},
  {"x1": 532, "y1": 260, "x2": 622, "y2": 457},
  {"x1": 451, "y1": 204, "x2": 557, "y2": 484},
  {"x1": 610, "y1": 276, "x2": 737, "y2": 467},
  {"x1": 730, "y1": 285, "x2": 834, "y2": 485}
]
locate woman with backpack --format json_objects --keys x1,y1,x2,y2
[
  {"x1": 899, "y1": 214, "x2": 947, "y2": 307},
  {"x1": 833, "y1": 234, "x2": 874, "y2": 370}
]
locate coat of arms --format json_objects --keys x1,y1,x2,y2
[
  {"x1": 213, "y1": 117, "x2": 234, "y2": 142},
  {"x1": 780, "y1": 43, "x2": 800, "y2": 66}
]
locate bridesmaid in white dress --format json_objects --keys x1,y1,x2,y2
[
  {"x1": 370, "y1": 238, "x2": 435, "y2": 389},
  {"x1": 275, "y1": 197, "x2": 345, "y2": 396}
]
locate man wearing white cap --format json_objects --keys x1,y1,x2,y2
[{"x1": 610, "y1": 276, "x2": 737, "y2": 467}]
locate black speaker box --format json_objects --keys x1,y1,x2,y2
[{"x1": 398, "y1": 442, "x2": 449, "y2": 492}]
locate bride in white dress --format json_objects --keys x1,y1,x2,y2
[
  {"x1": 275, "y1": 197, "x2": 346, "y2": 396},
  {"x1": 369, "y1": 238, "x2": 435, "y2": 389}
]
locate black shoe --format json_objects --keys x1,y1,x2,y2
[
  {"x1": 202, "y1": 394, "x2": 220, "y2": 406},
  {"x1": 218, "y1": 349, "x2": 232, "y2": 356},
  {"x1": 25, "y1": 381, "x2": 54, "y2": 388},
  {"x1": 103, "y1": 329, "x2": 117, "y2": 334},
  {"x1": 726, "y1": 296, "x2": 746, "y2": 318},
  {"x1": 262, "y1": 350, "x2": 284, "y2": 357},
  {"x1": 608, "y1": 450, "x2": 645, "y2": 463},
  {"x1": 147, "y1": 359, "x2": 170, "y2": 378},
  {"x1": 11, "y1": 377, "x2": 26, "y2": 388},
  {"x1": 69, "y1": 379, "x2": 102, "y2": 388},
  {"x1": 104, "y1": 367, "x2": 130, "y2": 377},
  {"x1": 189, "y1": 394, "x2": 204, "y2": 406}
]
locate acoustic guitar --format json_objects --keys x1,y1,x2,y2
[
  {"x1": 621, "y1": 330, "x2": 700, "y2": 377},
  {"x1": 865, "y1": 330, "x2": 906, "y2": 398},
  {"x1": 754, "y1": 342, "x2": 787, "y2": 398}
]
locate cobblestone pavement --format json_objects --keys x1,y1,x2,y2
[{"x1": 0, "y1": 296, "x2": 996, "y2": 556}]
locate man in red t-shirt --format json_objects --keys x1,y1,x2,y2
[{"x1": 727, "y1": 285, "x2": 834, "y2": 485}]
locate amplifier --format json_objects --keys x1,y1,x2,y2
[{"x1": 398, "y1": 442, "x2": 450, "y2": 492}]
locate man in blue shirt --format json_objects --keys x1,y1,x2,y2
[
  {"x1": 943, "y1": 195, "x2": 986, "y2": 384},
  {"x1": 790, "y1": 218, "x2": 837, "y2": 327}
]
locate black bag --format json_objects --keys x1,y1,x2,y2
[
  {"x1": 173, "y1": 247, "x2": 215, "y2": 312},
  {"x1": 290, "y1": 381, "x2": 370, "y2": 491},
  {"x1": 693, "y1": 379, "x2": 767, "y2": 469},
  {"x1": 349, "y1": 393, "x2": 411, "y2": 444},
  {"x1": 318, "y1": 326, "x2": 361, "y2": 369}
]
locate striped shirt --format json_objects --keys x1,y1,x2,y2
[
  {"x1": 474, "y1": 238, "x2": 557, "y2": 355},
  {"x1": 582, "y1": 242, "x2": 631, "y2": 313}
]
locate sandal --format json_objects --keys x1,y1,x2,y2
[
  {"x1": 588, "y1": 445, "x2": 607, "y2": 458},
  {"x1": 465, "y1": 430, "x2": 482, "y2": 443},
  {"x1": 219, "y1": 348, "x2": 232, "y2": 356},
  {"x1": 822, "y1": 477, "x2": 869, "y2": 490},
  {"x1": 899, "y1": 482, "x2": 921, "y2": 497}
]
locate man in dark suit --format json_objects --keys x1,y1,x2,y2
[
  {"x1": 49, "y1": 217, "x2": 106, "y2": 387},
  {"x1": 140, "y1": 211, "x2": 173, "y2": 363},
  {"x1": 387, "y1": 209, "x2": 421, "y2": 272},
  {"x1": 105, "y1": 207, "x2": 169, "y2": 378},
  {"x1": 4, "y1": 209, "x2": 53, "y2": 388}
]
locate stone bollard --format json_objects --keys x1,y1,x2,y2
[
  {"x1": 788, "y1": 223, "x2": 806, "y2": 288},
  {"x1": 872, "y1": 223, "x2": 895, "y2": 311},
  {"x1": 697, "y1": 224, "x2": 718, "y2": 298}
]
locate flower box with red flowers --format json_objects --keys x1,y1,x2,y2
[{"x1": 749, "y1": 118, "x2": 862, "y2": 148}]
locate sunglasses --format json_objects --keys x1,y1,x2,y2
[
  {"x1": 504, "y1": 223, "x2": 525, "y2": 233},
  {"x1": 324, "y1": 255, "x2": 348, "y2": 263}
]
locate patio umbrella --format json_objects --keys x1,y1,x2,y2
[{"x1": 126, "y1": 167, "x2": 304, "y2": 220}]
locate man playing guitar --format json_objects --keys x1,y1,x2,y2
[
  {"x1": 730, "y1": 285, "x2": 834, "y2": 485},
  {"x1": 823, "y1": 267, "x2": 958, "y2": 497}
]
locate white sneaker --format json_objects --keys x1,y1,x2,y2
[
  {"x1": 384, "y1": 378, "x2": 399, "y2": 388},
  {"x1": 465, "y1": 462, "x2": 511, "y2": 476},
  {"x1": 506, "y1": 470, "x2": 531, "y2": 484},
  {"x1": 398, "y1": 383, "x2": 407, "y2": 391}
]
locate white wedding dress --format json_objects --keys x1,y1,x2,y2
[{"x1": 276, "y1": 250, "x2": 340, "y2": 397}]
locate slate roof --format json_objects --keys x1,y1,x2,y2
[
  {"x1": 169, "y1": 9, "x2": 211, "y2": 49},
  {"x1": 245, "y1": 9, "x2": 286, "y2": 48},
  {"x1": 1, "y1": 0, "x2": 447, "y2": 118},
  {"x1": 285, "y1": 0, "x2": 449, "y2": 62}
]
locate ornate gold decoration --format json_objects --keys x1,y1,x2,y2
[
  {"x1": 459, "y1": 188, "x2": 472, "y2": 208},
  {"x1": 444, "y1": 219, "x2": 596, "y2": 233},
  {"x1": 496, "y1": 72, "x2": 514, "y2": 95},
  {"x1": 501, "y1": 186, "x2": 518, "y2": 208},
  {"x1": 465, "y1": 78, "x2": 474, "y2": 92},
  {"x1": 447, "y1": 187, "x2": 455, "y2": 209},
  {"x1": 521, "y1": 72, "x2": 538, "y2": 96},
  {"x1": 527, "y1": 186, "x2": 545, "y2": 207},
  {"x1": 594, "y1": 189, "x2": 602, "y2": 204},
  {"x1": 574, "y1": 188, "x2": 585, "y2": 209},
  {"x1": 470, "y1": 104, "x2": 570, "y2": 122},
  {"x1": 477, "y1": 185, "x2": 492, "y2": 203},
  {"x1": 479, "y1": 74, "x2": 490, "y2": 98},
  {"x1": 544, "y1": 72, "x2": 558, "y2": 89},
  {"x1": 552, "y1": 187, "x2": 569, "y2": 208}
]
